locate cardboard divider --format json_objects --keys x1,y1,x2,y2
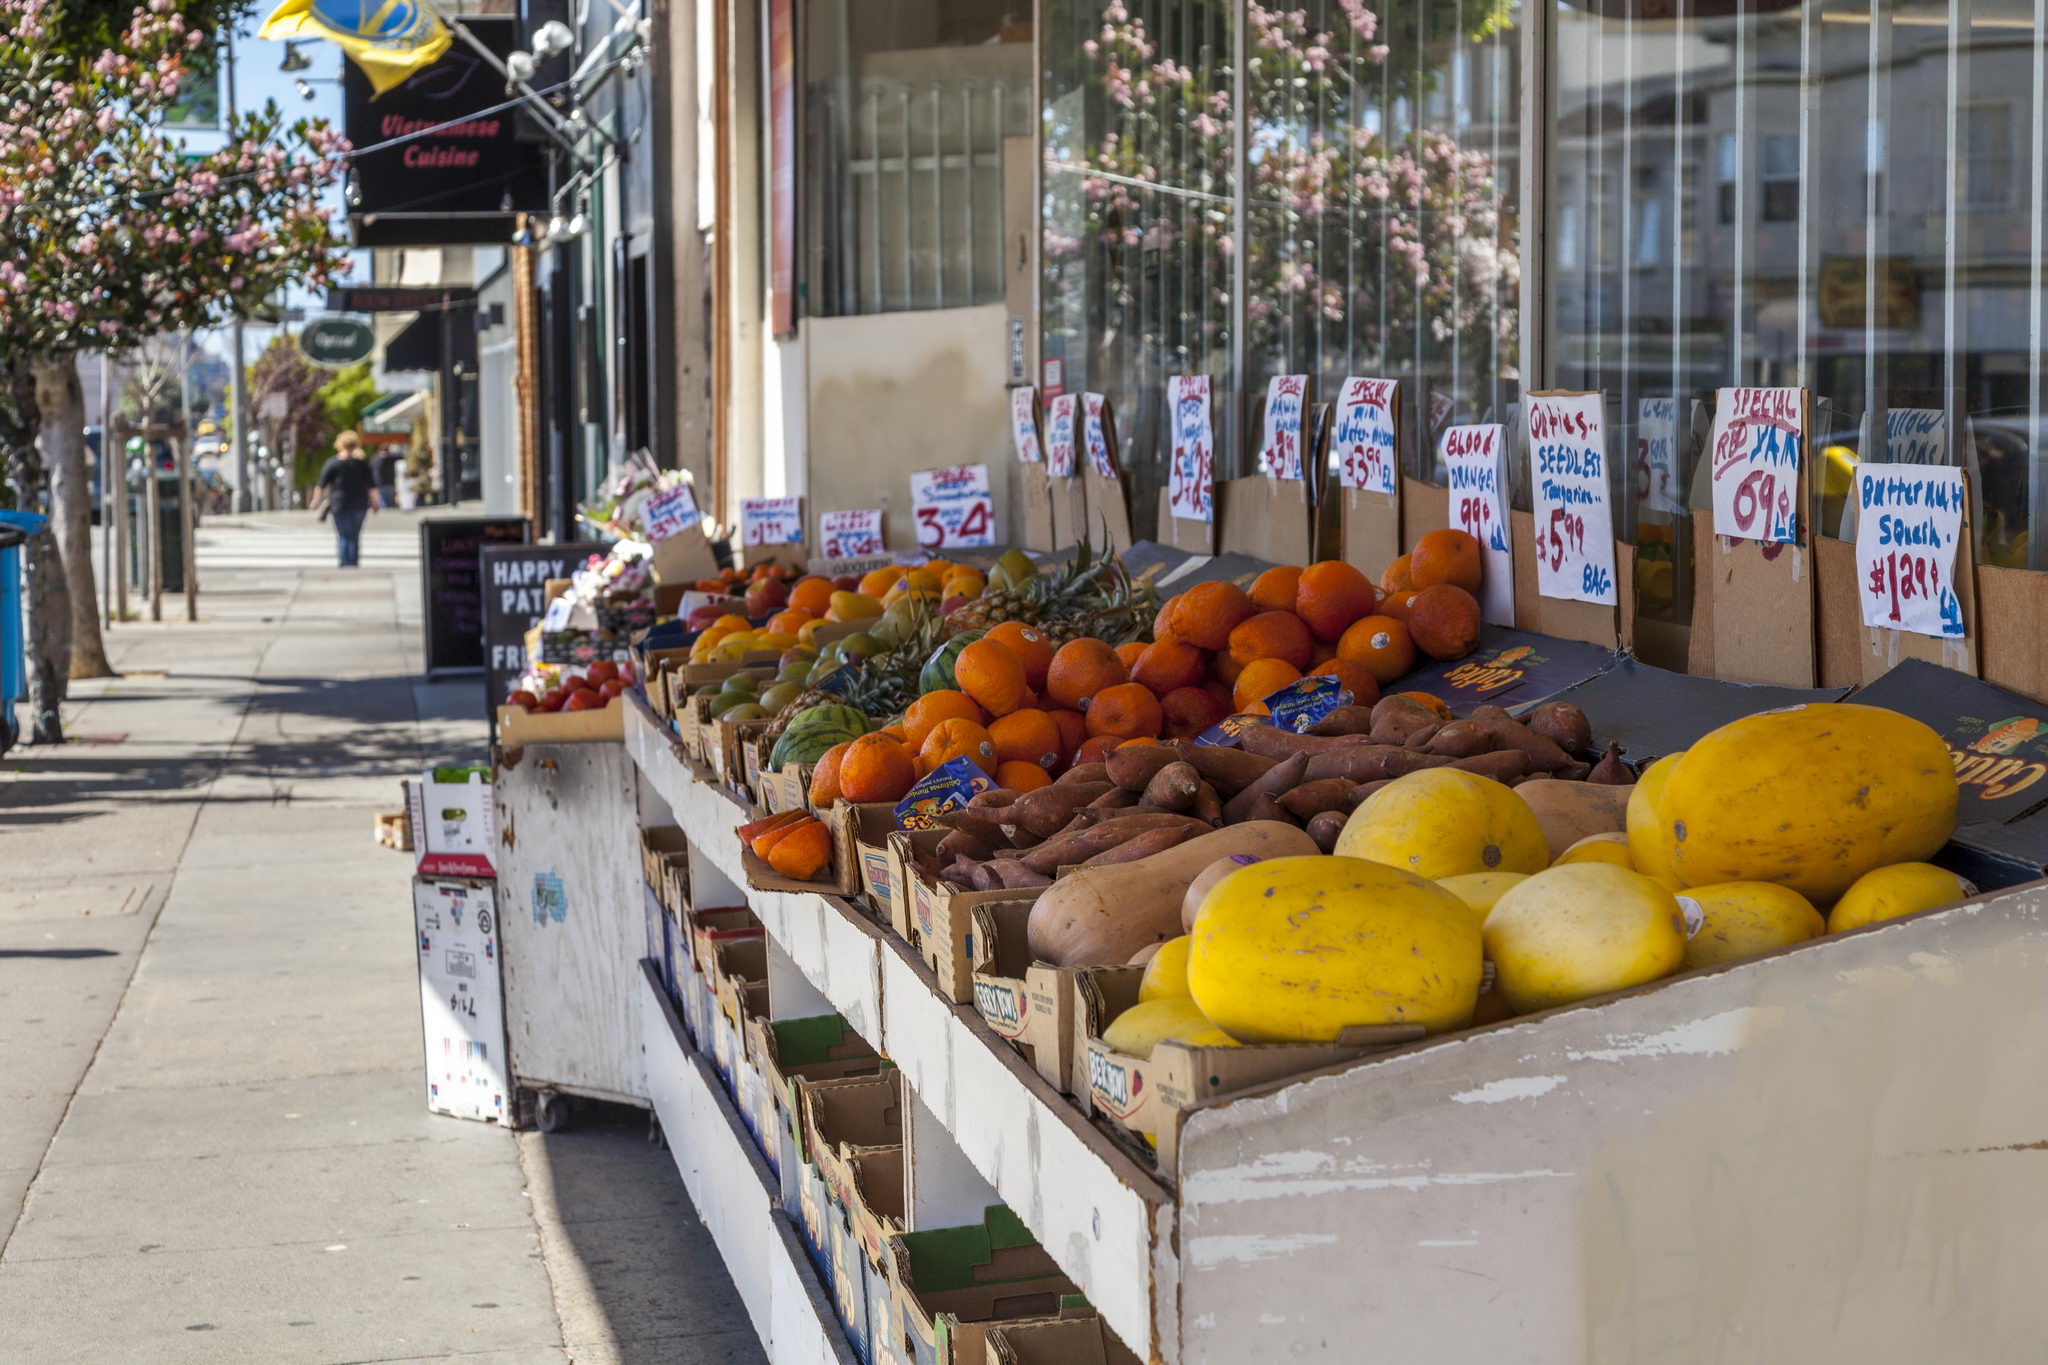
[
  {"x1": 884, "y1": 1207, "x2": 1079, "y2": 1365},
  {"x1": 1154, "y1": 494, "x2": 1216, "y2": 556},
  {"x1": 1507, "y1": 507, "x2": 1627, "y2": 648},
  {"x1": 1073, "y1": 966, "x2": 1421, "y2": 1172},
  {"x1": 888, "y1": 829, "x2": 1049, "y2": 1004},
  {"x1": 1016, "y1": 467, "x2": 1057, "y2": 552},
  {"x1": 1216, "y1": 475, "x2": 1316, "y2": 565},
  {"x1": 1976, "y1": 563, "x2": 2048, "y2": 704},
  {"x1": 1698, "y1": 531, "x2": 1818, "y2": 686},
  {"x1": 1049, "y1": 475, "x2": 1088, "y2": 550},
  {"x1": 1335, "y1": 484, "x2": 1401, "y2": 572},
  {"x1": 1081, "y1": 467, "x2": 1134, "y2": 552},
  {"x1": 822, "y1": 801, "x2": 901, "y2": 911},
  {"x1": 1399, "y1": 474, "x2": 1450, "y2": 549},
  {"x1": 968, "y1": 898, "x2": 1079, "y2": 1092},
  {"x1": 755, "y1": 762, "x2": 811, "y2": 814},
  {"x1": 987, "y1": 1307, "x2": 1144, "y2": 1365},
  {"x1": 800, "y1": 1072, "x2": 906, "y2": 1270}
]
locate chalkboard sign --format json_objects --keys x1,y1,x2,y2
[
  {"x1": 480, "y1": 541, "x2": 609, "y2": 715},
  {"x1": 421, "y1": 518, "x2": 530, "y2": 676}
]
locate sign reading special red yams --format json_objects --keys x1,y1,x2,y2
[
  {"x1": 1439, "y1": 423, "x2": 1514, "y2": 625},
  {"x1": 1524, "y1": 391, "x2": 1618, "y2": 607},
  {"x1": 910, "y1": 466, "x2": 995, "y2": 549},
  {"x1": 1167, "y1": 375, "x2": 1216, "y2": 522},
  {"x1": 1334, "y1": 377, "x2": 1399, "y2": 494},
  {"x1": 1708, "y1": 386, "x2": 1804, "y2": 543},
  {"x1": 818, "y1": 509, "x2": 885, "y2": 559}
]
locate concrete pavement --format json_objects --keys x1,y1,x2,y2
[{"x1": 1, "y1": 510, "x2": 761, "y2": 1363}]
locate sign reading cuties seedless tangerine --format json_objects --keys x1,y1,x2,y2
[
  {"x1": 1708, "y1": 386, "x2": 1803, "y2": 543},
  {"x1": 1524, "y1": 392, "x2": 1618, "y2": 606},
  {"x1": 1439, "y1": 423, "x2": 1514, "y2": 625}
]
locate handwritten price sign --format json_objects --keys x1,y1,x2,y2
[
  {"x1": 1082, "y1": 393, "x2": 1118, "y2": 479},
  {"x1": 1635, "y1": 397, "x2": 1681, "y2": 514},
  {"x1": 1260, "y1": 374, "x2": 1309, "y2": 480},
  {"x1": 1884, "y1": 408, "x2": 1948, "y2": 465},
  {"x1": 1854, "y1": 465, "x2": 1965, "y2": 638},
  {"x1": 741, "y1": 496, "x2": 804, "y2": 547},
  {"x1": 1167, "y1": 375, "x2": 1215, "y2": 523},
  {"x1": 1334, "y1": 377, "x2": 1398, "y2": 494},
  {"x1": 910, "y1": 464, "x2": 995, "y2": 549},
  {"x1": 1045, "y1": 394, "x2": 1079, "y2": 478},
  {"x1": 1010, "y1": 387, "x2": 1042, "y2": 464},
  {"x1": 1526, "y1": 392, "x2": 1618, "y2": 606},
  {"x1": 643, "y1": 484, "x2": 700, "y2": 542},
  {"x1": 818, "y1": 509, "x2": 884, "y2": 559},
  {"x1": 1441, "y1": 423, "x2": 1515, "y2": 625},
  {"x1": 1708, "y1": 387, "x2": 1803, "y2": 543}
]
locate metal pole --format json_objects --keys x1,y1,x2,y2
[
  {"x1": 225, "y1": 35, "x2": 251, "y2": 515},
  {"x1": 178, "y1": 335, "x2": 196, "y2": 622},
  {"x1": 98, "y1": 354, "x2": 113, "y2": 628},
  {"x1": 1229, "y1": 0, "x2": 1248, "y2": 476},
  {"x1": 146, "y1": 435, "x2": 162, "y2": 623}
]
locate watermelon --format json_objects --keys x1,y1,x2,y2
[
  {"x1": 918, "y1": 630, "x2": 986, "y2": 694},
  {"x1": 769, "y1": 703, "x2": 871, "y2": 769}
]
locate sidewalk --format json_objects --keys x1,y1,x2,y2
[{"x1": 0, "y1": 515, "x2": 760, "y2": 1364}]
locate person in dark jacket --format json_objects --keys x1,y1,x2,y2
[
  {"x1": 312, "y1": 431, "x2": 381, "y2": 567},
  {"x1": 370, "y1": 446, "x2": 401, "y2": 511}
]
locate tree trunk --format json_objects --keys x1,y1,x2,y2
[
  {"x1": 1, "y1": 355, "x2": 71, "y2": 744},
  {"x1": 35, "y1": 353, "x2": 114, "y2": 680}
]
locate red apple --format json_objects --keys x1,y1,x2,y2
[
  {"x1": 833, "y1": 574, "x2": 861, "y2": 591},
  {"x1": 538, "y1": 689, "x2": 567, "y2": 713},
  {"x1": 744, "y1": 576, "x2": 789, "y2": 616},
  {"x1": 565, "y1": 689, "x2": 606, "y2": 711},
  {"x1": 585, "y1": 661, "x2": 620, "y2": 686},
  {"x1": 598, "y1": 679, "x2": 626, "y2": 698},
  {"x1": 940, "y1": 594, "x2": 970, "y2": 616},
  {"x1": 506, "y1": 689, "x2": 539, "y2": 711}
]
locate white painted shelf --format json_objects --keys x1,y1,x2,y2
[
  {"x1": 625, "y1": 696, "x2": 1176, "y2": 1360},
  {"x1": 639, "y1": 961, "x2": 857, "y2": 1365}
]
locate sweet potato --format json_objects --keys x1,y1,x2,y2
[
  {"x1": 1080, "y1": 824, "x2": 1195, "y2": 866},
  {"x1": 1301, "y1": 746, "x2": 1448, "y2": 784},
  {"x1": 1469, "y1": 704, "x2": 1515, "y2": 724},
  {"x1": 1305, "y1": 809, "x2": 1348, "y2": 852},
  {"x1": 1243, "y1": 793, "x2": 1294, "y2": 825},
  {"x1": 1369, "y1": 696, "x2": 1441, "y2": 746},
  {"x1": 1106, "y1": 743, "x2": 1183, "y2": 793},
  {"x1": 1450, "y1": 750, "x2": 1532, "y2": 781},
  {"x1": 1171, "y1": 742, "x2": 1278, "y2": 795},
  {"x1": 1016, "y1": 813, "x2": 1211, "y2": 875},
  {"x1": 1346, "y1": 778, "x2": 1393, "y2": 808},
  {"x1": 933, "y1": 810, "x2": 1014, "y2": 845},
  {"x1": 1276, "y1": 778, "x2": 1358, "y2": 820},
  {"x1": 1088, "y1": 786, "x2": 1140, "y2": 811},
  {"x1": 1523, "y1": 701, "x2": 1592, "y2": 755},
  {"x1": 1483, "y1": 720, "x2": 1575, "y2": 773},
  {"x1": 1006, "y1": 782, "x2": 1115, "y2": 837},
  {"x1": 1190, "y1": 780, "x2": 1224, "y2": 825},
  {"x1": 1427, "y1": 719, "x2": 1499, "y2": 758},
  {"x1": 968, "y1": 788, "x2": 1021, "y2": 809},
  {"x1": 1057, "y1": 762, "x2": 1111, "y2": 787},
  {"x1": 1141, "y1": 760, "x2": 1203, "y2": 812},
  {"x1": 1516, "y1": 778, "x2": 1632, "y2": 861},
  {"x1": 1304, "y1": 705, "x2": 1377, "y2": 737},
  {"x1": 1234, "y1": 726, "x2": 1387, "y2": 760},
  {"x1": 1588, "y1": 742, "x2": 1633, "y2": 784},
  {"x1": 1403, "y1": 722, "x2": 1442, "y2": 751},
  {"x1": 936, "y1": 829, "x2": 998, "y2": 863},
  {"x1": 1222, "y1": 751, "x2": 1309, "y2": 823},
  {"x1": 989, "y1": 860, "x2": 1052, "y2": 889}
]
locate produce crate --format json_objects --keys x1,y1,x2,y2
[
  {"x1": 756, "y1": 761, "x2": 812, "y2": 814},
  {"x1": 639, "y1": 825, "x2": 690, "y2": 893},
  {"x1": 495, "y1": 698, "x2": 626, "y2": 746},
  {"x1": 823, "y1": 801, "x2": 901, "y2": 914},
  {"x1": 738, "y1": 820, "x2": 861, "y2": 898},
  {"x1": 888, "y1": 829, "x2": 1048, "y2": 1005},
  {"x1": 538, "y1": 627, "x2": 622, "y2": 666},
  {"x1": 968, "y1": 898, "x2": 1078, "y2": 1092},
  {"x1": 749, "y1": 1015, "x2": 892, "y2": 1183},
  {"x1": 828, "y1": 1196, "x2": 877, "y2": 1361},
  {"x1": 1074, "y1": 966, "x2": 1422, "y2": 1170},
  {"x1": 800, "y1": 1073, "x2": 905, "y2": 1266},
  {"x1": 883, "y1": 1207, "x2": 1079, "y2": 1365},
  {"x1": 986, "y1": 1308, "x2": 1142, "y2": 1365}
]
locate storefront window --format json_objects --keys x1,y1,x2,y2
[{"x1": 1552, "y1": 0, "x2": 2048, "y2": 629}]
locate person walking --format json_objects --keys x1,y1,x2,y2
[
  {"x1": 312, "y1": 431, "x2": 381, "y2": 568},
  {"x1": 370, "y1": 443, "x2": 401, "y2": 512}
]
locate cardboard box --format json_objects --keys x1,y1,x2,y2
[
  {"x1": 749, "y1": 1015, "x2": 891, "y2": 1167},
  {"x1": 757, "y1": 762, "x2": 812, "y2": 814},
  {"x1": 639, "y1": 825, "x2": 690, "y2": 893},
  {"x1": 801, "y1": 1073, "x2": 906, "y2": 1265},
  {"x1": 869, "y1": 1251, "x2": 907, "y2": 1365},
  {"x1": 711, "y1": 937, "x2": 768, "y2": 1025},
  {"x1": 1539, "y1": 654, "x2": 1852, "y2": 765},
  {"x1": 883, "y1": 1208, "x2": 1078, "y2": 1365},
  {"x1": 739, "y1": 825, "x2": 861, "y2": 897},
  {"x1": 889, "y1": 830, "x2": 1046, "y2": 1005},
  {"x1": 405, "y1": 769, "x2": 496, "y2": 878},
  {"x1": 796, "y1": 1159, "x2": 836, "y2": 1280},
  {"x1": 828, "y1": 1194, "x2": 876, "y2": 1361},
  {"x1": 686, "y1": 905, "x2": 763, "y2": 979},
  {"x1": 1075, "y1": 966, "x2": 1421, "y2": 1171},
  {"x1": 968, "y1": 898, "x2": 1077, "y2": 1092},
  {"x1": 825, "y1": 801, "x2": 902, "y2": 914},
  {"x1": 986, "y1": 1308, "x2": 1142, "y2": 1365},
  {"x1": 495, "y1": 697, "x2": 626, "y2": 746},
  {"x1": 841, "y1": 1148, "x2": 908, "y2": 1279}
]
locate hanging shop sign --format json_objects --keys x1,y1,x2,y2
[
  {"x1": 1853, "y1": 464, "x2": 1965, "y2": 640},
  {"x1": 299, "y1": 317, "x2": 375, "y2": 368},
  {"x1": 1636, "y1": 397, "x2": 1682, "y2": 514},
  {"x1": 1524, "y1": 392, "x2": 1619, "y2": 607},
  {"x1": 1010, "y1": 388, "x2": 1043, "y2": 464},
  {"x1": 643, "y1": 484, "x2": 702, "y2": 542},
  {"x1": 342, "y1": 16, "x2": 549, "y2": 247},
  {"x1": 1082, "y1": 394, "x2": 1118, "y2": 479},
  {"x1": 910, "y1": 465, "x2": 995, "y2": 549},
  {"x1": 1440, "y1": 423, "x2": 1514, "y2": 625},
  {"x1": 1045, "y1": 395, "x2": 1079, "y2": 478}
]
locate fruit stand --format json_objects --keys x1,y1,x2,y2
[{"x1": 465, "y1": 420, "x2": 2048, "y2": 1362}]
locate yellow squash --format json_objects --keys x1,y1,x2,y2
[
  {"x1": 1434, "y1": 871, "x2": 1528, "y2": 925},
  {"x1": 1828, "y1": 862, "x2": 1974, "y2": 933},
  {"x1": 1138, "y1": 935, "x2": 1193, "y2": 1001},
  {"x1": 1188, "y1": 855, "x2": 1484, "y2": 1042},
  {"x1": 1624, "y1": 751, "x2": 1685, "y2": 891},
  {"x1": 1679, "y1": 881, "x2": 1825, "y2": 969},
  {"x1": 1483, "y1": 863, "x2": 1686, "y2": 1014},
  {"x1": 1336, "y1": 768, "x2": 1548, "y2": 881},
  {"x1": 1100, "y1": 997, "x2": 1236, "y2": 1058},
  {"x1": 1662, "y1": 704, "x2": 1957, "y2": 902},
  {"x1": 1553, "y1": 832, "x2": 1635, "y2": 869}
]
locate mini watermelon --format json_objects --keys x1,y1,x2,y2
[
  {"x1": 918, "y1": 630, "x2": 986, "y2": 694},
  {"x1": 769, "y1": 703, "x2": 870, "y2": 769}
]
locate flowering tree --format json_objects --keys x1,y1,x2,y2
[{"x1": 0, "y1": 0, "x2": 349, "y2": 742}]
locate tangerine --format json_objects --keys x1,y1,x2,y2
[
  {"x1": 983, "y1": 622, "x2": 1055, "y2": 689},
  {"x1": 1115, "y1": 640, "x2": 1148, "y2": 672},
  {"x1": 839, "y1": 733, "x2": 918, "y2": 803},
  {"x1": 903, "y1": 690, "x2": 985, "y2": 751},
  {"x1": 1410, "y1": 528, "x2": 1484, "y2": 591},
  {"x1": 1226, "y1": 610, "x2": 1315, "y2": 670},
  {"x1": 995, "y1": 759, "x2": 1053, "y2": 791},
  {"x1": 955, "y1": 638, "x2": 1030, "y2": 717},
  {"x1": 988, "y1": 708, "x2": 1063, "y2": 770},
  {"x1": 918, "y1": 717, "x2": 999, "y2": 776},
  {"x1": 1379, "y1": 554, "x2": 1415, "y2": 594},
  {"x1": 1248, "y1": 565, "x2": 1302, "y2": 614},
  {"x1": 1336, "y1": 613, "x2": 1418, "y2": 684},
  {"x1": 1085, "y1": 682, "x2": 1165, "y2": 740},
  {"x1": 1048, "y1": 707, "x2": 1088, "y2": 764},
  {"x1": 1130, "y1": 641, "x2": 1208, "y2": 697},
  {"x1": 808, "y1": 740, "x2": 853, "y2": 806},
  {"x1": 858, "y1": 567, "x2": 900, "y2": 597},
  {"x1": 1295, "y1": 561, "x2": 1379, "y2": 641},
  {"x1": 1305, "y1": 657, "x2": 1382, "y2": 707},
  {"x1": 1154, "y1": 581, "x2": 1255, "y2": 651},
  {"x1": 788, "y1": 576, "x2": 835, "y2": 615},
  {"x1": 1233, "y1": 658, "x2": 1302, "y2": 712},
  {"x1": 1045, "y1": 638, "x2": 1128, "y2": 711},
  {"x1": 1161, "y1": 685, "x2": 1230, "y2": 739},
  {"x1": 1377, "y1": 588, "x2": 1421, "y2": 623},
  {"x1": 1407, "y1": 583, "x2": 1482, "y2": 660},
  {"x1": 1073, "y1": 734, "x2": 1122, "y2": 766},
  {"x1": 766, "y1": 608, "x2": 814, "y2": 636}
]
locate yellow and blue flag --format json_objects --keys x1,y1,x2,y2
[{"x1": 258, "y1": 0, "x2": 452, "y2": 96}]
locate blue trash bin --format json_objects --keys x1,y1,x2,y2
[{"x1": 0, "y1": 508, "x2": 49, "y2": 756}]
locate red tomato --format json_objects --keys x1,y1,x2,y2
[
  {"x1": 506, "y1": 689, "x2": 539, "y2": 711},
  {"x1": 598, "y1": 679, "x2": 626, "y2": 698},
  {"x1": 538, "y1": 689, "x2": 567, "y2": 713},
  {"x1": 565, "y1": 689, "x2": 607, "y2": 711},
  {"x1": 585, "y1": 661, "x2": 619, "y2": 685}
]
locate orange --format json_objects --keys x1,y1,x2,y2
[
  {"x1": 955, "y1": 638, "x2": 1030, "y2": 717},
  {"x1": 983, "y1": 622, "x2": 1054, "y2": 690},
  {"x1": 1410, "y1": 529, "x2": 1484, "y2": 592},
  {"x1": 1336, "y1": 614, "x2": 1417, "y2": 684},
  {"x1": 1115, "y1": 640, "x2": 1147, "y2": 672},
  {"x1": 995, "y1": 759, "x2": 1053, "y2": 792},
  {"x1": 1214, "y1": 652, "x2": 1244, "y2": 686},
  {"x1": 1377, "y1": 589, "x2": 1421, "y2": 623},
  {"x1": 1407, "y1": 583, "x2": 1482, "y2": 661},
  {"x1": 1154, "y1": 581, "x2": 1255, "y2": 651},
  {"x1": 1248, "y1": 565, "x2": 1302, "y2": 614},
  {"x1": 766, "y1": 607, "x2": 814, "y2": 635},
  {"x1": 788, "y1": 576, "x2": 835, "y2": 615},
  {"x1": 988, "y1": 708, "x2": 1062, "y2": 770},
  {"x1": 839, "y1": 732, "x2": 918, "y2": 803},
  {"x1": 1130, "y1": 641, "x2": 1207, "y2": 697},
  {"x1": 1379, "y1": 554, "x2": 1415, "y2": 594},
  {"x1": 808, "y1": 740, "x2": 853, "y2": 806},
  {"x1": 918, "y1": 717, "x2": 999, "y2": 776},
  {"x1": 903, "y1": 690, "x2": 985, "y2": 751},
  {"x1": 858, "y1": 567, "x2": 900, "y2": 598},
  {"x1": 713, "y1": 613, "x2": 751, "y2": 634},
  {"x1": 1085, "y1": 682, "x2": 1165, "y2": 740},
  {"x1": 1295, "y1": 561, "x2": 1379, "y2": 641},
  {"x1": 1226, "y1": 610, "x2": 1315, "y2": 671},
  {"x1": 1305, "y1": 658, "x2": 1381, "y2": 707},
  {"x1": 1232, "y1": 658, "x2": 1302, "y2": 712},
  {"x1": 1399, "y1": 690, "x2": 1454, "y2": 721},
  {"x1": 1048, "y1": 707, "x2": 1088, "y2": 764},
  {"x1": 1073, "y1": 734, "x2": 1122, "y2": 766},
  {"x1": 1161, "y1": 685, "x2": 1229, "y2": 739},
  {"x1": 1045, "y1": 638, "x2": 1128, "y2": 711}
]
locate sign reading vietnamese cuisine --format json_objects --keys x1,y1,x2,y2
[
  {"x1": 1440, "y1": 423, "x2": 1514, "y2": 625},
  {"x1": 910, "y1": 465, "x2": 995, "y2": 549},
  {"x1": 1854, "y1": 464, "x2": 1965, "y2": 639},
  {"x1": 1708, "y1": 386, "x2": 1804, "y2": 544},
  {"x1": 1167, "y1": 375, "x2": 1215, "y2": 523},
  {"x1": 1334, "y1": 377, "x2": 1398, "y2": 494},
  {"x1": 1524, "y1": 392, "x2": 1618, "y2": 607}
]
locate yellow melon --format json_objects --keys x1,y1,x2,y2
[
  {"x1": 1663, "y1": 704, "x2": 1957, "y2": 901},
  {"x1": 1335, "y1": 768, "x2": 1549, "y2": 881},
  {"x1": 1434, "y1": 871, "x2": 1529, "y2": 925},
  {"x1": 1828, "y1": 862, "x2": 1974, "y2": 933},
  {"x1": 1482, "y1": 863, "x2": 1686, "y2": 1014},
  {"x1": 1137, "y1": 935, "x2": 1193, "y2": 1002},
  {"x1": 1188, "y1": 855, "x2": 1483, "y2": 1042},
  {"x1": 1552, "y1": 832, "x2": 1635, "y2": 869},
  {"x1": 1625, "y1": 751, "x2": 1685, "y2": 891},
  {"x1": 1680, "y1": 881, "x2": 1825, "y2": 969},
  {"x1": 1100, "y1": 997, "x2": 1236, "y2": 1059}
]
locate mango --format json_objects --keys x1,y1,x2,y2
[
  {"x1": 1663, "y1": 704, "x2": 1957, "y2": 901},
  {"x1": 1336, "y1": 768, "x2": 1548, "y2": 881},
  {"x1": 1828, "y1": 862, "x2": 1974, "y2": 933},
  {"x1": 1681, "y1": 881, "x2": 1824, "y2": 969},
  {"x1": 1482, "y1": 863, "x2": 1685, "y2": 1014}
]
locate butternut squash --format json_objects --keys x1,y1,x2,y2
[{"x1": 1026, "y1": 821, "x2": 1321, "y2": 967}]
